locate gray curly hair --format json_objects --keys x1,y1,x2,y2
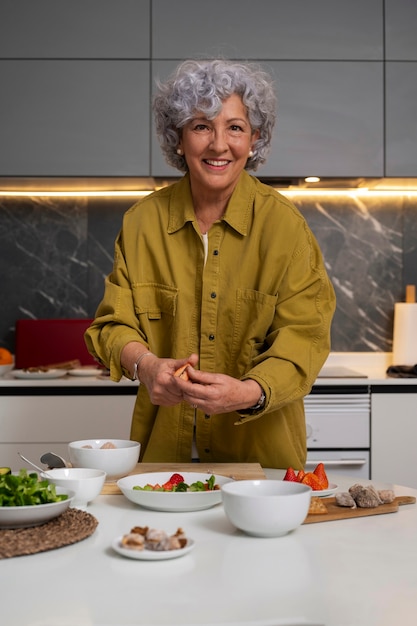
[{"x1": 153, "y1": 59, "x2": 277, "y2": 172}]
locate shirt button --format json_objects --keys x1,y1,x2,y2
[
  {"x1": 204, "y1": 414, "x2": 210, "y2": 419},
  {"x1": 209, "y1": 334, "x2": 215, "y2": 341},
  {"x1": 210, "y1": 292, "x2": 216, "y2": 299},
  {"x1": 213, "y1": 250, "x2": 219, "y2": 255},
  {"x1": 204, "y1": 448, "x2": 210, "y2": 454}
]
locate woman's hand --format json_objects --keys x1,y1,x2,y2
[
  {"x1": 138, "y1": 353, "x2": 199, "y2": 406},
  {"x1": 174, "y1": 364, "x2": 264, "y2": 414}
]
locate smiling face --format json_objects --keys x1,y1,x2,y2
[{"x1": 178, "y1": 93, "x2": 259, "y2": 201}]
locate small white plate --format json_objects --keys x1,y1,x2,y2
[
  {"x1": 67, "y1": 368, "x2": 101, "y2": 377},
  {"x1": 11, "y1": 369, "x2": 68, "y2": 380},
  {"x1": 112, "y1": 536, "x2": 195, "y2": 560},
  {"x1": 314, "y1": 483, "x2": 338, "y2": 498},
  {"x1": 117, "y1": 472, "x2": 233, "y2": 512}
]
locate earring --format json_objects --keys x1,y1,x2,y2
[
  {"x1": 248, "y1": 150, "x2": 254, "y2": 158},
  {"x1": 176, "y1": 148, "x2": 183, "y2": 156}
]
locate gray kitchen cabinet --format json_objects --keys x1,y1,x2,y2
[
  {"x1": 385, "y1": 62, "x2": 417, "y2": 177},
  {"x1": 152, "y1": 0, "x2": 382, "y2": 60},
  {"x1": 0, "y1": 0, "x2": 150, "y2": 58},
  {"x1": 0, "y1": 60, "x2": 150, "y2": 176},
  {"x1": 385, "y1": 0, "x2": 417, "y2": 60},
  {"x1": 0, "y1": 394, "x2": 136, "y2": 472},
  {"x1": 151, "y1": 60, "x2": 384, "y2": 178},
  {"x1": 371, "y1": 390, "x2": 417, "y2": 488}
]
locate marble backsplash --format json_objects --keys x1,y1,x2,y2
[{"x1": 1, "y1": 189, "x2": 416, "y2": 354}]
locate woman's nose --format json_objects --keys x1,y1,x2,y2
[{"x1": 209, "y1": 130, "x2": 228, "y2": 152}]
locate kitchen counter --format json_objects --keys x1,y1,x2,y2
[
  {"x1": 1, "y1": 469, "x2": 416, "y2": 626},
  {"x1": 1, "y1": 352, "x2": 416, "y2": 388}
]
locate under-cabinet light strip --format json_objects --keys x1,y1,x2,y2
[{"x1": 2, "y1": 188, "x2": 417, "y2": 198}]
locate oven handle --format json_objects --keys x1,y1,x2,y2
[{"x1": 305, "y1": 459, "x2": 367, "y2": 467}]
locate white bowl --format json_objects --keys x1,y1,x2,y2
[
  {"x1": 221, "y1": 479, "x2": 312, "y2": 537},
  {"x1": 0, "y1": 362, "x2": 14, "y2": 376},
  {"x1": 68, "y1": 439, "x2": 140, "y2": 481},
  {"x1": 41, "y1": 468, "x2": 106, "y2": 509},
  {"x1": 117, "y1": 472, "x2": 233, "y2": 512},
  {"x1": 0, "y1": 487, "x2": 74, "y2": 529}
]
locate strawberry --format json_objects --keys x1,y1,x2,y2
[
  {"x1": 313, "y1": 462, "x2": 329, "y2": 489},
  {"x1": 169, "y1": 473, "x2": 185, "y2": 485},
  {"x1": 283, "y1": 467, "x2": 298, "y2": 482},
  {"x1": 162, "y1": 481, "x2": 174, "y2": 491},
  {"x1": 301, "y1": 472, "x2": 324, "y2": 491},
  {"x1": 296, "y1": 469, "x2": 306, "y2": 483}
]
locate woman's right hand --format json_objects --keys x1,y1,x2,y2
[{"x1": 136, "y1": 352, "x2": 199, "y2": 407}]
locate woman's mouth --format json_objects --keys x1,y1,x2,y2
[{"x1": 203, "y1": 159, "x2": 230, "y2": 168}]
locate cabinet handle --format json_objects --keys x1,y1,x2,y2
[{"x1": 305, "y1": 459, "x2": 367, "y2": 467}]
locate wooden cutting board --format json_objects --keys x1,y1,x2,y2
[
  {"x1": 101, "y1": 462, "x2": 266, "y2": 495},
  {"x1": 304, "y1": 495, "x2": 416, "y2": 524}
]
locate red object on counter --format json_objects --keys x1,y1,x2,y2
[{"x1": 15, "y1": 318, "x2": 97, "y2": 368}]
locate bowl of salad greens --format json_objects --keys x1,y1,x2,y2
[
  {"x1": 0, "y1": 468, "x2": 74, "y2": 529},
  {"x1": 117, "y1": 472, "x2": 234, "y2": 512}
]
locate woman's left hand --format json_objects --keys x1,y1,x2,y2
[{"x1": 174, "y1": 365, "x2": 263, "y2": 414}]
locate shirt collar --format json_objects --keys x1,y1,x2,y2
[{"x1": 167, "y1": 171, "x2": 256, "y2": 236}]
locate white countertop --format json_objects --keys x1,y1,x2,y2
[
  {"x1": 1, "y1": 471, "x2": 417, "y2": 626},
  {"x1": 1, "y1": 352, "x2": 416, "y2": 388}
]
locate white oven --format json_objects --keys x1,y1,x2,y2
[{"x1": 304, "y1": 386, "x2": 371, "y2": 479}]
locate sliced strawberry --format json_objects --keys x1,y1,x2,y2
[
  {"x1": 301, "y1": 472, "x2": 324, "y2": 491},
  {"x1": 313, "y1": 462, "x2": 329, "y2": 489},
  {"x1": 162, "y1": 481, "x2": 174, "y2": 491},
  {"x1": 283, "y1": 467, "x2": 298, "y2": 482},
  {"x1": 296, "y1": 469, "x2": 306, "y2": 483},
  {"x1": 169, "y1": 473, "x2": 184, "y2": 485}
]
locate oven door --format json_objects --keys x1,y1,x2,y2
[{"x1": 306, "y1": 450, "x2": 370, "y2": 479}]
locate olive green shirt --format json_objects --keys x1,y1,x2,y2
[{"x1": 85, "y1": 171, "x2": 336, "y2": 469}]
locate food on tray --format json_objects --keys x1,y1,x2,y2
[
  {"x1": 174, "y1": 363, "x2": 191, "y2": 380},
  {"x1": 133, "y1": 472, "x2": 219, "y2": 492},
  {"x1": 0, "y1": 348, "x2": 13, "y2": 364},
  {"x1": 308, "y1": 497, "x2": 328, "y2": 515},
  {"x1": 335, "y1": 484, "x2": 396, "y2": 509},
  {"x1": 0, "y1": 469, "x2": 69, "y2": 507},
  {"x1": 121, "y1": 525, "x2": 187, "y2": 552},
  {"x1": 283, "y1": 462, "x2": 329, "y2": 491}
]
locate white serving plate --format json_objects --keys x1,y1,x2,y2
[
  {"x1": 112, "y1": 537, "x2": 195, "y2": 560},
  {"x1": 117, "y1": 472, "x2": 233, "y2": 512},
  {"x1": 11, "y1": 369, "x2": 68, "y2": 380},
  {"x1": 314, "y1": 483, "x2": 338, "y2": 498},
  {"x1": 67, "y1": 368, "x2": 101, "y2": 377},
  {"x1": 0, "y1": 487, "x2": 75, "y2": 529}
]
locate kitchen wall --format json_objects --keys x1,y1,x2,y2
[{"x1": 1, "y1": 190, "x2": 416, "y2": 354}]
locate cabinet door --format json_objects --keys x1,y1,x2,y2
[
  {"x1": 0, "y1": 0, "x2": 150, "y2": 58},
  {"x1": 385, "y1": 0, "x2": 417, "y2": 60},
  {"x1": 0, "y1": 60, "x2": 150, "y2": 176},
  {"x1": 1, "y1": 395, "x2": 136, "y2": 472},
  {"x1": 371, "y1": 392, "x2": 417, "y2": 488},
  {"x1": 151, "y1": 60, "x2": 384, "y2": 179},
  {"x1": 152, "y1": 0, "x2": 382, "y2": 60},
  {"x1": 385, "y1": 62, "x2": 417, "y2": 176}
]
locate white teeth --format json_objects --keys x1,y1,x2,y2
[{"x1": 205, "y1": 159, "x2": 228, "y2": 166}]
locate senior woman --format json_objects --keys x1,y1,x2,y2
[{"x1": 85, "y1": 59, "x2": 336, "y2": 469}]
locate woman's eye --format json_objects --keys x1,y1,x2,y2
[
  {"x1": 193, "y1": 123, "x2": 209, "y2": 131},
  {"x1": 230, "y1": 124, "x2": 244, "y2": 132}
]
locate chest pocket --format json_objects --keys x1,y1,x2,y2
[{"x1": 132, "y1": 283, "x2": 178, "y2": 320}]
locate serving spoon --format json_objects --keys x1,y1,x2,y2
[
  {"x1": 40, "y1": 452, "x2": 69, "y2": 469},
  {"x1": 17, "y1": 452, "x2": 55, "y2": 477}
]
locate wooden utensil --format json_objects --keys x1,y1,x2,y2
[{"x1": 304, "y1": 494, "x2": 416, "y2": 524}]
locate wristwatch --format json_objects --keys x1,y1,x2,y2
[{"x1": 248, "y1": 388, "x2": 266, "y2": 411}]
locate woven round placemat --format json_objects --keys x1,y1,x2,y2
[{"x1": 0, "y1": 508, "x2": 98, "y2": 559}]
